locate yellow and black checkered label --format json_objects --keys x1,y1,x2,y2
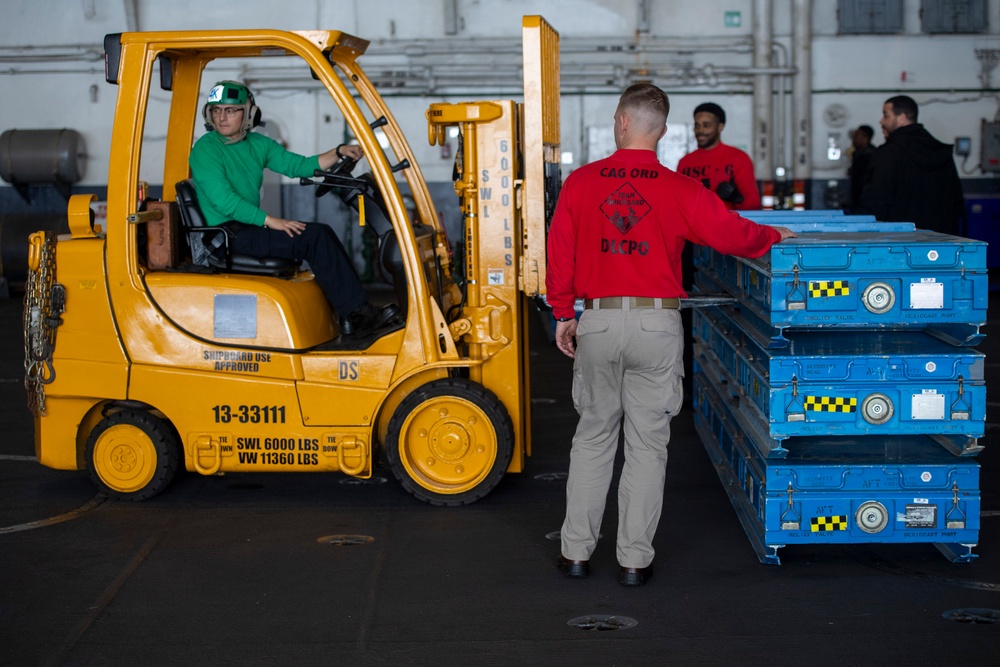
[
  {"x1": 811, "y1": 515, "x2": 848, "y2": 532},
  {"x1": 809, "y1": 280, "x2": 850, "y2": 298},
  {"x1": 804, "y1": 396, "x2": 857, "y2": 413}
]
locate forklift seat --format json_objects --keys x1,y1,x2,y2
[{"x1": 175, "y1": 179, "x2": 301, "y2": 277}]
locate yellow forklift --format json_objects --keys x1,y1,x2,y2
[{"x1": 23, "y1": 17, "x2": 561, "y2": 505}]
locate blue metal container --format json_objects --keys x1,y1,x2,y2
[
  {"x1": 744, "y1": 209, "x2": 848, "y2": 218},
  {"x1": 690, "y1": 219, "x2": 916, "y2": 318},
  {"x1": 744, "y1": 211, "x2": 917, "y2": 234},
  {"x1": 693, "y1": 372, "x2": 981, "y2": 565},
  {"x1": 691, "y1": 306, "x2": 986, "y2": 456},
  {"x1": 693, "y1": 230, "x2": 988, "y2": 347}
]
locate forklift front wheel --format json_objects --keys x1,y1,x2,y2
[
  {"x1": 85, "y1": 409, "x2": 181, "y2": 501},
  {"x1": 386, "y1": 378, "x2": 514, "y2": 506}
]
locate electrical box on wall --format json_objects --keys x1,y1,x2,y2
[{"x1": 980, "y1": 120, "x2": 1000, "y2": 172}]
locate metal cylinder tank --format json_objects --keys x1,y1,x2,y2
[{"x1": 0, "y1": 129, "x2": 87, "y2": 184}]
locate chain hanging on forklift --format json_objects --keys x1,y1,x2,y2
[{"x1": 23, "y1": 231, "x2": 64, "y2": 416}]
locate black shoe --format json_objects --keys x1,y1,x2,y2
[
  {"x1": 348, "y1": 302, "x2": 402, "y2": 337},
  {"x1": 557, "y1": 554, "x2": 589, "y2": 579},
  {"x1": 619, "y1": 564, "x2": 653, "y2": 586}
]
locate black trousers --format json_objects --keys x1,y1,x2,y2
[{"x1": 229, "y1": 222, "x2": 367, "y2": 316}]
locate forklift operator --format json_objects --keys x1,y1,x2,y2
[{"x1": 189, "y1": 80, "x2": 401, "y2": 337}]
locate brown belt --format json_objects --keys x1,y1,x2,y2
[{"x1": 583, "y1": 297, "x2": 680, "y2": 310}]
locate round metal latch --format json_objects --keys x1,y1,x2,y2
[
  {"x1": 862, "y1": 282, "x2": 896, "y2": 314},
  {"x1": 856, "y1": 501, "x2": 889, "y2": 534},
  {"x1": 861, "y1": 393, "x2": 894, "y2": 425}
]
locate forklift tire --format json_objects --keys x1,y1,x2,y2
[
  {"x1": 385, "y1": 378, "x2": 514, "y2": 506},
  {"x1": 85, "y1": 409, "x2": 181, "y2": 501}
]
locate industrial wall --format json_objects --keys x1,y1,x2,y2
[{"x1": 1, "y1": 0, "x2": 998, "y2": 222}]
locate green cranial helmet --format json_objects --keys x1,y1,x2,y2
[
  {"x1": 205, "y1": 81, "x2": 260, "y2": 141},
  {"x1": 207, "y1": 81, "x2": 250, "y2": 106}
]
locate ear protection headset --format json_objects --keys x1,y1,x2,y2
[{"x1": 202, "y1": 80, "x2": 262, "y2": 133}]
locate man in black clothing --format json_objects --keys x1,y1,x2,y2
[
  {"x1": 848, "y1": 124, "x2": 875, "y2": 213},
  {"x1": 857, "y1": 95, "x2": 964, "y2": 235}
]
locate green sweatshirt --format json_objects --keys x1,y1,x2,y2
[{"x1": 189, "y1": 131, "x2": 321, "y2": 227}]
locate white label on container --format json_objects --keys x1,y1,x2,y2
[
  {"x1": 910, "y1": 281, "x2": 943, "y2": 309},
  {"x1": 487, "y1": 269, "x2": 505, "y2": 286},
  {"x1": 904, "y1": 504, "x2": 936, "y2": 527},
  {"x1": 913, "y1": 497, "x2": 929, "y2": 504},
  {"x1": 912, "y1": 391, "x2": 945, "y2": 420}
]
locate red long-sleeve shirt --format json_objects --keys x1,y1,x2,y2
[
  {"x1": 546, "y1": 149, "x2": 780, "y2": 320},
  {"x1": 676, "y1": 142, "x2": 762, "y2": 210}
]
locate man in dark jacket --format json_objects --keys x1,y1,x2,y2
[
  {"x1": 848, "y1": 124, "x2": 875, "y2": 213},
  {"x1": 857, "y1": 95, "x2": 964, "y2": 235}
]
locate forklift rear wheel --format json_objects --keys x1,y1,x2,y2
[
  {"x1": 386, "y1": 378, "x2": 514, "y2": 506},
  {"x1": 85, "y1": 409, "x2": 181, "y2": 501}
]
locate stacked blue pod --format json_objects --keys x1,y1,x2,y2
[{"x1": 690, "y1": 211, "x2": 986, "y2": 564}]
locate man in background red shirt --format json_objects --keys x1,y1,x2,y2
[
  {"x1": 547, "y1": 84, "x2": 793, "y2": 586},
  {"x1": 677, "y1": 102, "x2": 761, "y2": 210}
]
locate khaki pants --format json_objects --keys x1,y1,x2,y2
[{"x1": 560, "y1": 307, "x2": 684, "y2": 568}]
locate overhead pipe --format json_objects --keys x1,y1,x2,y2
[
  {"x1": 752, "y1": 0, "x2": 774, "y2": 180},
  {"x1": 123, "y1": 0, "x2": 139, "y2": 32},
  {"x1": 0, "y1": 45, "x2": 104, "y2": 63},
  {"x1": 0, "y1": 67, "x2": 106, "y2": 76},
  {"x1": 701, "y1": 65, "x2": 796, "y2": 76},
  {"x1": 0, "y1": 31, "x2": 784, "y2": 97},
  {"x1": 242, "y1": 66, "x2": 760, "y2": 96},
  {"x1": 389, "y1": 35, "x2": 755, "y2": 58},
  {"x1": 638, "y1": 0, "x2": 651, "y2": 33},
  {"x1": 792, "y1": 0, "x2": 812, "y2": 179},
  {"x1": 0, "y1": 33, "x2": 758, "y2": 65},
  {"x1": 443, "y1": 0, "x2": 459, "y2": 35},
  {"x1": 772, "y1": 42, "x2": 790, "y2": 176}
]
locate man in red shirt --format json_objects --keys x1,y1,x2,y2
[
  {"x1": 547, "y1": 84, "x2": 793, "y2": 586},
  {"x1": 677, "y1": 102, "x2": 761, "y2": 210}
]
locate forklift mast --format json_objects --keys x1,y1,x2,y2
[{"x1": 427, "y1": 15, "x2": 561, "y2": 463}]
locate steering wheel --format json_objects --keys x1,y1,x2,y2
[{"x1": 313, "y1": 155, "x2": 359, "y2": 198}]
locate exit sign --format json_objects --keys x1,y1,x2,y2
[{"x1": 724, "y1": 11, "x2": 742, "y2": 28}]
